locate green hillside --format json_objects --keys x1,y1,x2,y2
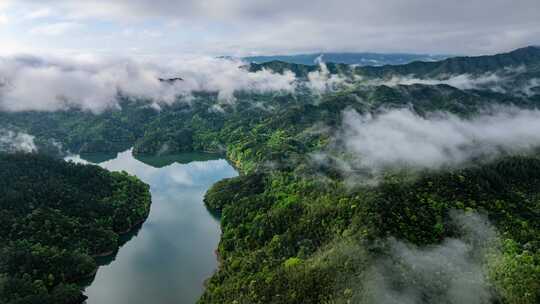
[
  {"x1": 0, "y1": 154, "x2": 151, "y2": 304},
  {"x1": 0, "y1": 47, "x2": 539, "y2": 303}
]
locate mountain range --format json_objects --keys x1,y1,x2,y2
[
  {"x1": 242, "y1": 52, "x2": 449, "y2": 66},
  {"x1": 1, "y1": 46, "x2": 539, "y2": 304}
]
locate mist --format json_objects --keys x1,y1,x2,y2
[
  {"x1": 0, "y1": 55, "x2": 296, "y2": 113},
  {"x1": 359, "y1": 212, "x2": 499, "y2": 304},
  {"x1": 365, "y1": 66, "x2": 540, "y2": 96},
  {"x1": 328, "y1": 107, "x2": 540, "y2": 176},
  {"x1": 0, "y1": 129, "x2": 37, "y2": 153},
  {"x1": 306, "y1": 56, "x2": 351, "y2": 93},
  {"x1": 374, "y1": 73, "x2": 507, "y2": 92}
]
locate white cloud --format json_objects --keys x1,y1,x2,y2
[
  {"x1": 6, "y1": 0, "x2": 540, "y2": 55},
  {"x1": 121, "y1": 28, "x2": 163, "y2": 39},
  {"x1": 169, "y1": 170, "x2": 194, "y2": 186},
  {"x1": 24, "y1": 8, "x2": 53, "y2": 20},
  {"x1": 0, "y1": 1, "x2": 11, "y2": 11},
  {"x1": 362, "y1": 66, "x2": 540, "y2": 96},
  {"x1": 523, "y1": 78, "x2": 540, "y2": 96},
  {"x1": 306, "y1": 56, "x2": 350, "y2": 93},
  {"x1": 0, "y1": 55, "x2": 296, "y2": 113},
  {"x1": 141, "y1": 30, "x2": 163, "y2": 38},
  {"x1": 372, "y1": 73, "x2": 507, "y2": 91},
  {"x1": 29, "y1": 22, "x2": 82, "y2": 36},
  {"x1": 0, "y1": 13, "x2": 8, "y2": 25},
  {"x1": 0, "y1": 129, "x2": 37, "y2": 153},
  {"x1": 316, "y1": 107, "x2": 540, "y2": 179},
  {"x1": 362, "y1": 212, "x2": 498, "y2": 304}
]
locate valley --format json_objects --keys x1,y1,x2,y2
[
  {"x1": 0, "y1": 46, "x2": 539, "y2": 304},
  {"x1": 70, "y1": 150, "x2": 237, "y2": 304}
]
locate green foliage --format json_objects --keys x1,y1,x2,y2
[
  {"x1": 200, "y1": 157, "x2": 540, "y2": 303},
  {"x1": 488, "y1": 239, "x2": 540, "y2": 304},
  {"x1": 283, "y1": 257, "x2": 303, "y2": 269},
  {"x1": 0, "y1": 153, "x2": 151, "y2": 303},
  {"x1": 1, "y1": 47, "x2": 540, "y2": 303},
  {"x1": 204, "y1": 174, "x2": 266, "y2": 213}
]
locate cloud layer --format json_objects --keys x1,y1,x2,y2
[
  {"x1": 1, "y1": 0, "x2": 539, "y2": 55},
  {"x1": 0, "y1": 55, "x2": 296, "y2": 113},
  {"x1": 317, "y1": 107, "x2": 540, "y2": 177},
  {"x1": 306, "y1": 57, "x2": 351, "y2": 93},
  {"x1": 0, "y1": 129, "x2": 37, "y2": 153},
  {"x1": 361, "y1": 212, "x2": 498, "y2": 304},
  {"x1": 372, "y1": 73, "x2": 508, "y2": 92},
  {"x1": 366, "y1": 66, "x2": 539, "y2": 96}
]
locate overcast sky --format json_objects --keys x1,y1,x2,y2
[{"x1": 0, "y1": 0, "x2": 539, "y2": 57}]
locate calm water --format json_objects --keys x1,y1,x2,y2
[{"x1": 66, "y1": 150, "x2": 237, "y2": 304}]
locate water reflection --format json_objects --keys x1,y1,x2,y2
[
  {"x1": 79, "y1": 152, "x2": 118, "y2": 164},
  {"x1": 134, "y1": 152, "x2": 222, "y2": 168},
  {"x1": 68, "y1": 150, "x2": 237, "y2": 304}
]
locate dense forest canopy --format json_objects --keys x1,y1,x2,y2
[
  {"x1": 0, "y1": 46, "x2": 539, "y2": 303},
  {"x1": 0, "y1": 154, "x2": 151, "y2": 304}
]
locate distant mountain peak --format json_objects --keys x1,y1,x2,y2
[
  {"x1": 241, "y1": 52, "x2": 449, "y2": 66},
  {"x1": 504, "y1": 45, "x2": 540, "y2": 57},
  {"x1": 248, "y1": 46, "x2": 540, "y2": 81}
]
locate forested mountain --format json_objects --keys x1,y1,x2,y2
[
  {"x1": 250, "y1": 46, "x2": 540, "y2": 78},
  {"x1": 0, "y1": 47, "x2": 539, "y2": 303},
  {"x1": 247, "y1": 47, "x2": 540, "y2": 101},
  {"x1": 362, "y1": 46, "x2": 540, "y2": 77},
  {"x1": 242, "y1": 52, "x2": 448, "y2": 66},
  {"x1": 201, "y1": 156, "x2": 540, "y2": 303},
  {"x1": 0, "y1": 154, "x2": 151, "y2": 304}
]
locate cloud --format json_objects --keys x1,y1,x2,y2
[
  {"x1": 24, "y1": 8, "x2": 53, "y2": 20},
  {"x1": 306, "y1": 56, "x2": 351, "y2": 93},
  {"x1": 315, "y1": 107, "x2": 540, "y2": 179},
  {"x1": 0, "y1": 129, "x2": 37, "y2": 153},
  {"x1": 121, "y1": 28, "x2": 164, "y2": 39},
  {"x1": 0, "y1": 13, "x2": 8, "y2": 25},
  {"x1": 361, "y1": 66, "x2": 540, "y2": 96},
  {"x1": 372, "y1": 73, "x2": 508, "y2": 92},
  {"x1": 6, "y1": 0, "x2": 540, "y2": 55},
  {"x1": 360, "y1": 212, "x2": 498, "y2": 304},
  {"x1": 523, "y1": 78, "x2": 540, "y2": 96},
  {"x1": 29, "y1": 22, "x2": 83, "y2": 36},
  {"x1": 171, "y1": 56, "x2": 296, "y2": 102},
  {"x1": 0, "y1": 55, "x2": 296, "y2": 113}
]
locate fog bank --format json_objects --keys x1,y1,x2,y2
[
  {"x1": 0, "y1": 55, "x2": 296, "y2": 113},
  {"x1": 360, "y1": 212, "x2": 498, "y2": 304},
  {"x1": 0, "y1": 129, "x2": 37, "y2": 153},
  {"x1": 337, "y1": 107, "x2": 540, "y2": 174}
]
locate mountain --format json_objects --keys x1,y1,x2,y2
[
  {"x1": 248, "y1": 46, "x2": 540, "y2": 98},
  {"x1": 1, "y1": 46, "x2": 539, "y2": 304},
  {"x1": 243, "y1": 52, "x2": 449, "y2": 66},
  {"x1": 358, "y1": 45, "x2": 540, "y2": 77},
  {"x1": 0, "y1": 153, "x2": 151, "y2": 304},
  {"x1": 250, "y1": 46, "x2": 540, "y2": 79}
]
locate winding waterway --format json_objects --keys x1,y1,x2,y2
[{"x1": 67, "y1": 150, "x2": 237, "y2": 304}]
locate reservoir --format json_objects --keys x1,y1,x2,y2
[{"x1": 67, "y1": 150, "x2": 237, "y2": 304}]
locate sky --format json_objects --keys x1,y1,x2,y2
[{"x1": 0, "y1": 0, "x2": 539, "y2": 57}]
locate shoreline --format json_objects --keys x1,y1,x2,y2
[
  {"x1": 90, "y1": 216, "x2": 149, "y2": 258},
  {"x1": 81, "y1": 149, "x2": 239, "y2": 302}
]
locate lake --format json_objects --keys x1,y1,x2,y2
[{"x1": 66, "y1": 149, "x2": 237, "y2": 304}]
